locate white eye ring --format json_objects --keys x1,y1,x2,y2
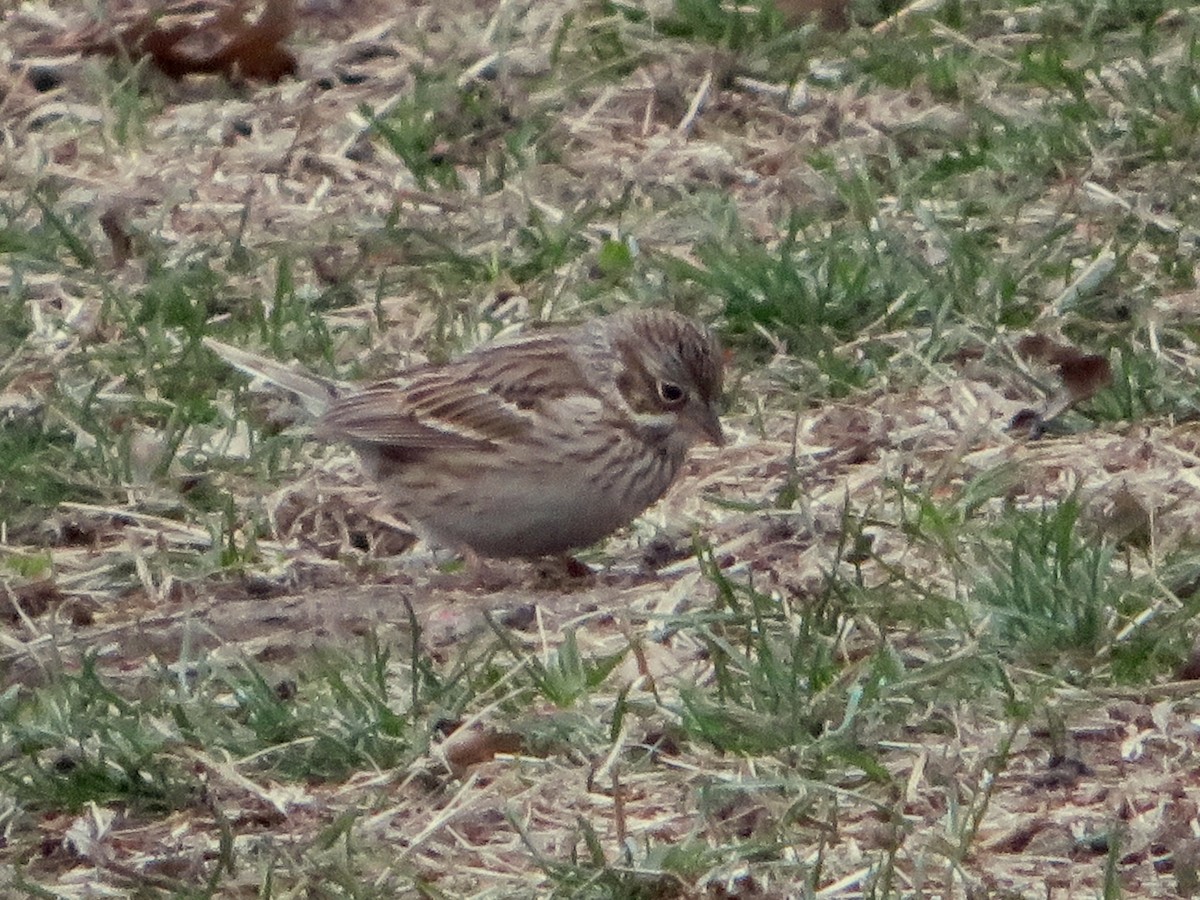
[{"x1": 658, "y1": 381, "x2": 686, "y2": 405}]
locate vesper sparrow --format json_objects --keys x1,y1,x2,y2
[{"x1": 205, "y1": 308, "x2": 724, "y2": 558}]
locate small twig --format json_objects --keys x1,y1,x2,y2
[{"x1": 676, "y1": 70, "x2": 713, "y2": 136}]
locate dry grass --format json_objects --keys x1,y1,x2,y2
[{"x1": 4, "y1": 0, "x2": 1200, "y2": 897}]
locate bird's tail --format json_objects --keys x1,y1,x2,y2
[{"x1": 203, "y1": 337, "x2": 342, "y2": 417}]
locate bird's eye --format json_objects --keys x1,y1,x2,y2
[{"x1": 657, "y1": 381, "x2": 686, "y2": 406}]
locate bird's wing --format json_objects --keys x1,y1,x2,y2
[{"x1": 315, "y1": 334, "x2": 598, "y2": 451}]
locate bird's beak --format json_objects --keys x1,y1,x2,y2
[{"x1": 694, "y1": 402, "x2": 725, "y2": 447}]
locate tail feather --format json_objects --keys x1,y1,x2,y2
[{"x1": 203, "y1": 337, "x2": 343, "y2": 417}]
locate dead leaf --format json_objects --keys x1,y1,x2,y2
[
  {"x1": 1058, "y1": 354, "x2": 1113, "y2": 404},
  {"x1": 67, "y1": 0, "x2": 298, "y2": 83},
  {"x1": 99, "y1": 206, "x2": 133, "y2": 268},
  {"x1": 441, "y1": 726, "x2": 525, "y2": 774},
  {"x1": 1010, "y1": 335, "x2": 1113, "y2": 437},
  {"x1": 1176, "y1": 636, "x2": 1200, "y2": 681},
  {"x1": 3, "y1": 579, "x2": 66, "y2": 624},
  {"x1": 1016, "y1": 333, "x2": 1079, "y2": 367}
]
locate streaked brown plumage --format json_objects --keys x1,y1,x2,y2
[{"x1": 206, "y1": 308, "x2": 724, "y2": 558}]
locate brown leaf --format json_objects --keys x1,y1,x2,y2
[
  {"x1": 1177, "y1": 636, "x2": 1200, "y2": 681},
  {"x1": 1015, "y1": 333, "x2": 1078, "y2": 367},
  {"x1": 213, "y1": 0, "x2": 297, "y2": 82},
  {"x1": 1016, "y1": 334, "x2": 1114, "y2": 401},
  {"x1": 1058, "y1": 354, "x2": 1113, "y2": 404},
  {"x1": 3, "y1": 579, "x2": 66, "y2": 624},
  {"x1": 99, "y1": 206, "x2": 133, "y2": 268},
  {"x1": 442, "y1": 726, "x2": 525, "y2": 774},
  {"x1": 1011, "y1": 335, "x2": 1113, "y2": 435},
  {"x1": 74, "y1": 0, "x2": 297, "y2": 83}
]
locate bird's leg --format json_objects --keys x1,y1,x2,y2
[
  {"x1": 530, "y1": 554, "x2": 595, "y2": 588},
  {"x1": 561, "y1": 555, "x2": 594, "y2": 580}
]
